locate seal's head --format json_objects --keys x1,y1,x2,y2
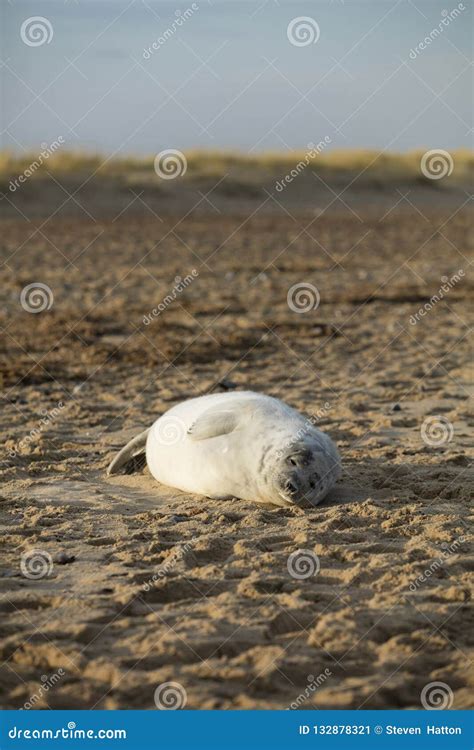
[{"x1": 273, "y1": 434, "x2": 341, "y2": 507}]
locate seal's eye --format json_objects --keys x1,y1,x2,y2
[
  {"x1": 289, "y1": 458, "x2": 297, "y2": 466},
  {"x1": 309, "y1": 480, "x2": 316, "y2": 489}
]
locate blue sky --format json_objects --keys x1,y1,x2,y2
[{"x1": 2, "y1": 0, "x2": 472, "y2": 154}]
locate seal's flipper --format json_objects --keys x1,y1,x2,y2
[
  {"x1": 187, "y1": 400, "x2": 257, "y2": 441},
  {"x1": 107, "y1": 428, "x2": 150, "y2": 475},
  {"x1": 188, "y1": 410, "x2": 239, "y2": 440}
]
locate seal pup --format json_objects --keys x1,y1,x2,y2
[{"x1": 107, "y1": 391, "x2": 341, "y2": 508}]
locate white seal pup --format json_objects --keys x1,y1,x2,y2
[{"x1": 107, "y1": 391, "x2": 341, "y2": 508}]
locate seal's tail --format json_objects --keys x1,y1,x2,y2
[{"x1": 106, "y1": 428, "x2": 150, "y2": 476}]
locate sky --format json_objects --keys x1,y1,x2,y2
[{"x1": 1, "y1": 0, "x2": 472, "y2": 155}]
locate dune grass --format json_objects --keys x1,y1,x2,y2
[{"x1": 1, "y1": 148, "x2": 472, "y2": 185}]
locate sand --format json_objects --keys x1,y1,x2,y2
[{"x1": 0, "y1": 176, "x2": 472, "y2": 710}]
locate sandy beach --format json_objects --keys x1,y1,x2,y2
[{"x1": 0, "y1": 160, "x2": 472, "y2": 710}]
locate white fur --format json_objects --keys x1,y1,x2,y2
[{"x1": 145, "y1": 391, "x2": 341, "y2": 507}]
